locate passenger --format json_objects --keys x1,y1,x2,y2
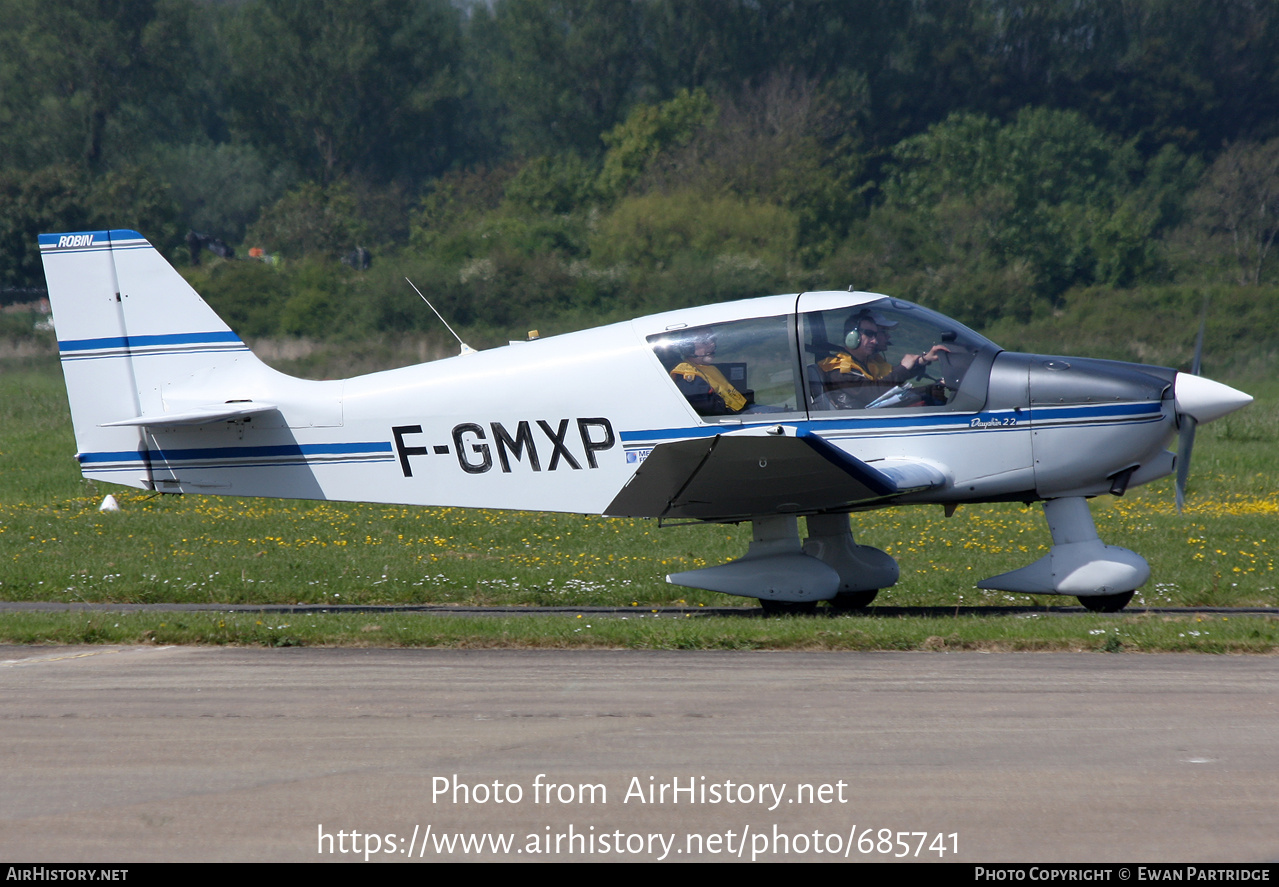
[
  {"x1": 819, "y1": 311, "x2": 949, "y2": 408},
  {"x1": 669, "y1": 331, "x2": 748, "y2": 415}
]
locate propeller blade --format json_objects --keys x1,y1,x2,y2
[
  {"x1": 1175, "y1": 416, "x2": 1196, "y2": 514},
  {"x1": 1191, "y1": 296, "x2": 1207, "y2": 377},
  {"x1": 1177, "y1": 298, "x2": 1206, "y2": 514}
]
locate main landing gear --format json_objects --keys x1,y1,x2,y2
[
  {"x1": 829, "y1": 590, "x2": 880, "y2": 611},
  {"x1": 758, "y1": 599, "x2": 819, "y2": 616},
  {"x1": 757, "y1": 590, "x2": 879, "y2": 616},
  {"x1": 666, "y1": 514, "x2": 895, "y2": 616},
  {"x1": 669, "y1": 497, "x2": 1146, "y2": 614}
]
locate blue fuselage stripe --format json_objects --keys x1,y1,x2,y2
[
  {"x1": 78, "y1": 442, "x2": 393, "y2": 465},
  {"x1": 59, "y1": 331, "x2": 244, "y2": 352},
  {"x1": 620, "y1": 402, "x2": 1163, "y2": 444}
]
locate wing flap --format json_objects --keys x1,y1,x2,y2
[{"x1": 606, "y1": 431, "x2": 913, "y2": 520}]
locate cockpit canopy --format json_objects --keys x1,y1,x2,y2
[{"x1": 646, "y1": 295, "x2": 1000, "y2": 421}]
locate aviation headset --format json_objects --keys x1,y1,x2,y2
[{"x1": 843, "y1": 312, "x2": 875, "y2": 351}]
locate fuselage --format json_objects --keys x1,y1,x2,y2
[{"x1": 85, "y1": 291, "x2": 1182, "y2": 516}]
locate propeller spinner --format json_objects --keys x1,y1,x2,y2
[{"x1": 1171, "y1": 371, "x2": 1252, "y2": 512}]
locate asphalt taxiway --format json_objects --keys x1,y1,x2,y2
[{"x1": 2, "y1": 646, "x2": 1276, "y2": 862}]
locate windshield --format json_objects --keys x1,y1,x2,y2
[{"x1": 801, "y1": 298, "x2": 997, "y2": 413}]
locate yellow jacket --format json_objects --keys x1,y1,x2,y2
[
  {"x1": 817, "y1": 351, "x2": 893, "y2": 381},
  {"x1": 671, "y1": 362, "x2": 747, "y2": 412}
]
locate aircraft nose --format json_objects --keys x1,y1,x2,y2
[{"x1": 1174, "y1": 373, "x2": 1253, "y2": 424}]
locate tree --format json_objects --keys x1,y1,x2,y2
[
  {"x1": 245, "y1": 182, "x2": 367, "y2": 259},
  {"x1": 640, "y1": 0, "x2": 906, "y2": 101},
  {"x1": 0, "y1": 164, "x2": 181, "y2": 292},
  {"x1": 1187, "y1": 139, "x2": 1279, "y2": 286},
  {"x1": 596, "y1": 74, "x2": 871, "y2": 264},
  {"x1": 150, "y1": 143, "x2": 296, "y2": 244},
  {"x1": 0, "y1": 166, "x2": 93, "y2": 293},
  {"x1": 598, "y1": 88, "x2": 716, "y2": 199},
  {"x1": 883, "y1": 107, "x2": 1147, "y2": 299},
  {"x1": 224, "y1": 0, "x2": 463, "y2": 184},
  {"x1": 478, "y1": 0, "x2": 644, "y2": 157},
  {"x1": 0, "y1": 0, "x2": 198, "y2": 171}
]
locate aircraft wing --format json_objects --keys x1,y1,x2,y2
[{"x1": 606, "y1": 428, "x2": 947, "y2": 520}]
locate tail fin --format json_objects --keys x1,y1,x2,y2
[{"x1": 39, "y1": 230, "x2": 273, "y2": 489}]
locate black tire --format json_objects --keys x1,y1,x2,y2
[
  {"x1": 828, "y1": 590, "x2": 879, "y2": 611},
  {"x1": 1077, "y1": 591, "x2": 1135, "y2": 613},
  {"x1": 758, "y1": 599, "x2": 820, "y2": 616}
]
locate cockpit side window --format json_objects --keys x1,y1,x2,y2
[
  {"x1": 802, "y1": 299, "x2": 995, "y2": 413},
  {"x1": 649, "y1": 316, "x2": 799, "y2": 419}
]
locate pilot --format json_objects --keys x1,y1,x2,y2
[
  {"x1": 819, "y1": 311, "x2": 949, "y2": 408},
  {"x1": 669, "y1": 330, "x2": 747, "y2": 415}
]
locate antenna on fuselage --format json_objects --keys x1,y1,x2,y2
[{"x1": 406, "y1": 278, "x2": 474, "y2": 355}]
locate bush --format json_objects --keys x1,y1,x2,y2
[
  {"x1": 246, "y1": 181, "x2": 367, "y2": 259},
  {"x1": 195, "y1": 260, "x2": 289, "y2": 338},
  {"x1": 590, "y1": 190, "x2": 798, "y2": 270},
  {"x1": 277, "y1": 260, "x2": 367, "y2": 339}
]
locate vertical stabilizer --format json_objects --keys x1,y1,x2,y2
[{"x1": 39, "y1": 230, "x2": 259, "y2": 489}]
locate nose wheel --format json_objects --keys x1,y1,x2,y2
[
  {"x1": 1077, "y1": 591, "x2": 1135, "y2": 613},
  {"x1": 978, "y1": 498, "x2": 1148, "y2": 611}
]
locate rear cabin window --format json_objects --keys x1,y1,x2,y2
[{"x1": 648, "y1": 317, "x2": 798, "y2": 419}]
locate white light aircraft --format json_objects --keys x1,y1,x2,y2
[{"x1": 40, "y1": 230, "x2": 1252, "y2": 613}]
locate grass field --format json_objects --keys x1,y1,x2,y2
[{"x1": 2, "y1": 354, "x2": 1275, "y2": 650}]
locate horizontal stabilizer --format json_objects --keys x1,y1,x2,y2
[
  {"x1": 606, "y1": 428, "x2": 909, "y2": 520},
  {"x1": 101, "y1": 402, "x2": 279, "y2": 427}
]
